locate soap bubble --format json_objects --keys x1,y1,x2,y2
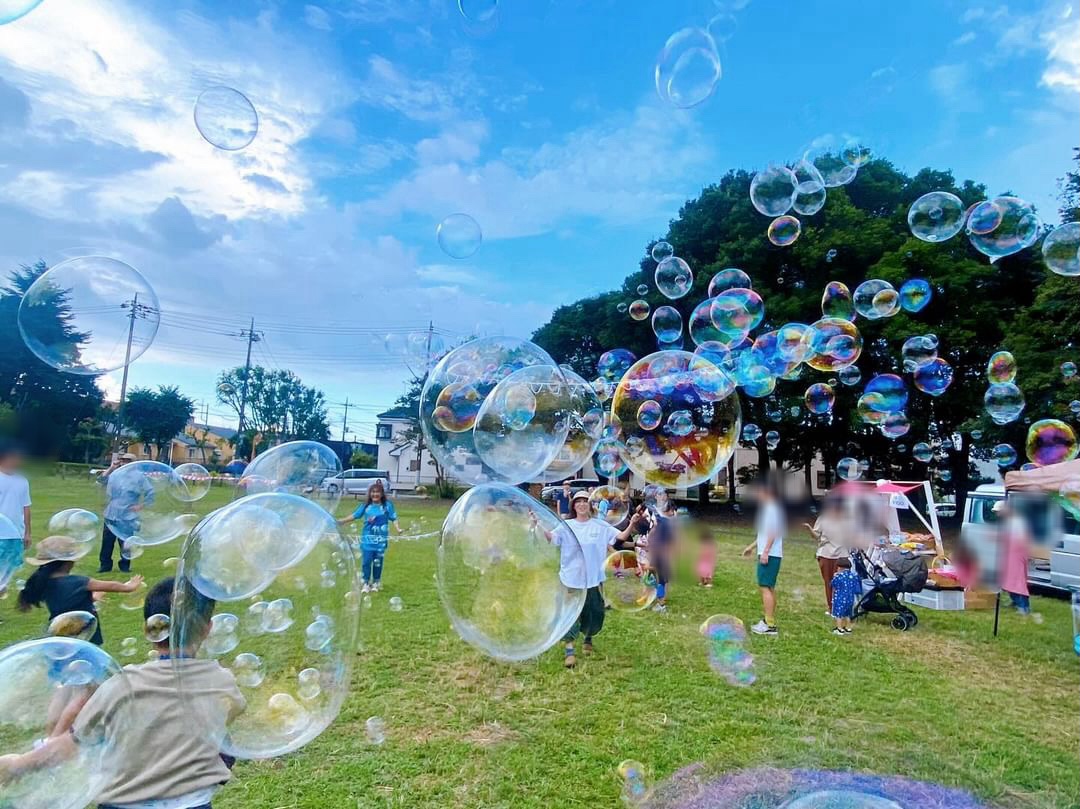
[
  {"x1": 742, "y1": 423, "x2": 762, "y2": 443},
  {"x1": 913, "y1": 358, "x2": 953, "y2": 397},
  {"x1": 0, "y1": 0, "x2": 43, "y2": 24},
  {"x1": 619, "y1": 759, "x2": 651, "y2": 805},
  {"x1": 708, "y1": 268, "x2": 752, "y2": 297},
  {"x1": 966, "y1": 199, "x2": 1004, "y2": 235},
  {"x1": 473, "y1": 365, "x2": 573, "y2": 484},
  {"x1": 173, "y1": 492, "x2": 357, "y2": 759},
  {"x1": 420, "y1": 337, "x2": 558, "y2": 486},
  {"x1": 616, "y1": 302, "x2": 628, "y2": 314},
  {"x1": 0, "y1": 637, "x2": 135, "y2": 806},
  {"x1": 457, "y1": 0, "x2": 497, "y2": 23},
  {"x1": 865, "y1": 374, "x2": 907, "y2": 412},
  {"x1": 804, "y1": 318, "x2": 862, "y2": 372},
  {"x1": 194, "y1": 86, "x2": 258, "y2": 150},
  {"x1": 437, "y1": 484, "x2": 586, "y2": 662},
  {"x1": 967, "y1": 196, "x2": 1040, "y2": 262},
  {"x1": 802, "y1": 144, "x2": 858, "y2": 188},
  {"x1": 103, "y1": 461, "x2": 193, "y2": 545},
  {"x1": 871, "y1": 287, "x2": 900, "y2": 318},
  {"x1": 593, "y1": 437, "x2": 629, "y2": 477},
  {"x1": 1062, "y1": 361, "x2": 1077, "y2": 379},
  {"x1": 856, "y1": 394, "x2": 887, "y2": 425},
  {"x1": 1026, "y1": 419, "x2": 1078, "y2": 466},
  {"x1": 804, "y1": 383, "x2": 835, "y2": 415},
  {"x1": 651, "y1": 241, "x2": 674, "y2": 263},
  {"x1": 655, "y1": 27, "x2": 722, "y2": 109},
  {"x1": 700, "y1": 614, "x2": 755, "y2": 686},
  {"x1": 120, "y1": 636, "x2": 139, "y2": 657},
  {"x1": 637, "y1": 399, "x2": 664, "y2": 431},
  {"x1": 629, "y1": 300, "x2": 651, "y2": 321},
  {"x1": 710, "y1": 288, "x2": 764, "y2": 337},
  {"x1": 589, "y1": 486, "x2": 629, "y2": 525},
  {"x1": 791, "y1": 160, "x2": 827, "y2": 216},
  {"x1": 986, "y1": 350, "x2": 1018, "y2": 384},
  {"x1": 838, "y1": 365, "x2": 861, "y2": 386},
  {"x1": 655, "y1": 257, "x2": 694, "y2": 300},
  {"x1": 18, "y1": 256, "x2": 160, "y2": 375},
  {"x1": 231, "y1": 652, "x2": 264, "y2": 688},
  {"x1": 651, "y1": 306, "x2": 683, "y2": 343},
  {"x1": 46, "y1": 610, "x2": 98, "y2": 641},
  {"x1": 688, "y1": 298, "x2": 728, "y2": 347},
  {"x1": 603, "y1": 550, "x2": 657, "y2": 612},
  {"x1": 881, "y1": 412, "x2": 911, "y2": 440},
  {"x1": 767, "y1": 215, "x2": 801, "y2": 247},
  {"x1": 836, "y1": 457, "x2": 862, "y2": 481},
  {"x1": 826, "y1": 248, "x2": 838, "y2": 262},
  {"x1": 853, "y1": 279, "x2": 896, "y2": 320},
  {"x1": 387, "y1": 596, "x2": 404, "y2": 612},
  {"x1": 907, "y1": 191, "x2": 965, "y2": 242},
  {"x1": 750, "y1": 165, "x2": 798, "y2": 217},
  {"x1": 175, "y1": 463, "x2": 212, "y2": 502},
  {"x1": 144, "y1": 613, "x2": 171, "y2": 643},
  {"x1": 913, "y1": 442, "x2": 933, "y2": 463},
  {"x1": 610, "y1": 351, "x2": 741, "y2": 488},
  {"x1": 1042, "y1": 222, "x2": 1080, "y2": 276},
  {"x1": 900, "y1": 335, "x2": 937, "y2": 372},
  {"x1": 636, "y1": 284, "x2": 650, "y2": 296},
  {"x1": 984, "y1": 382, "x2": 1025, "y2": 425},
  {"x1": 899, "y1": 278, "x2": 932, "y2": 312},
  {"x1": 821, "y1": 281, "x2": 855, "y2": 321},
  {"x1": 241, "y1": 441, "x2": 342, "y2": 513},
  {"x1": 785, "y1": 790, "x2": 903, "y2": 809},
  {"x1": 993, "y1": 443, "x2": 1017, "y2": 467},
  {"x1": 364, "y1": 715, "x2": 387, "y2": 745},
  {"x1": 436, "y1": 213, "x2": 483, "y2": 259},
  {"x1": 46, "y1": 508, "x2": 99, "y2": 544},
  {"x1": 537, "y1": 369, "x2": 605, "y2": 483}
]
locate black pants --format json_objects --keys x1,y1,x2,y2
[
  {"x1": 562, "y1": 585, "x2": 605, "y2": 643},
  {"x1": 98, "y1": 524, "x2": 130, "y2": 573}
]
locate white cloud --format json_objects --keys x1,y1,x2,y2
[
  {"x1": 1039, "y1": 4, "x2": 1080, "y2": 92},
  {"x1": 303, "y1": 5, "x2": 332, "y2": 31},
  {"x1": 953, "y1": 31, "x2": 977, "y2": 45}
]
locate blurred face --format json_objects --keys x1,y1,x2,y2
[
  {"x1": 0, "y1": 452, "x2": 20, "y2": 471},
  {"x1": 371, "y1": 484, "x2": 384, "y2": 501},
  {"x1": 573, "y1": 498, "x2": 590, "y2": 518}
]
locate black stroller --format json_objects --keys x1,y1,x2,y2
[{"x1": 851, "y1": 546, "x2": 929, "y2": 631}]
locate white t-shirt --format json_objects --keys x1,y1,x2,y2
[
  {"x1": 755, "y1": 500, "x2": 784, "y2": 558},
  {"x1": 0, "y1": 471, "x2": 30, "y2": 538},
  {"x1": 558, "y1": 518, "x2": 619, "y2": 589}
]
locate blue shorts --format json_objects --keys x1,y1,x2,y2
[{"x1": 0, "y1": 537, "x2": 23, "y2": 590}]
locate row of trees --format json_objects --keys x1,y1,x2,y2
[{"x1": 533, "y1": 149, "x2": 1080, "y2": 518}]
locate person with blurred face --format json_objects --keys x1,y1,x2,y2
[{"x1": 743, "y1": 479, "x2": 785, "y2": 636}]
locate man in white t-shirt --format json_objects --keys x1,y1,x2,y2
[
  {"x1": 0, "y1": 442, "x2": 31, "y2": 598},
  {"x1": 742, "y1": 480, "x2": 785, "y2": 636},
  {"x1": 555, "y1": 491, "x2": 644, "y2": 669}
]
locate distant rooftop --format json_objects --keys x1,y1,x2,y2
[{"x1": 377, "y1": 406, "x2": 415, "y2": 421}]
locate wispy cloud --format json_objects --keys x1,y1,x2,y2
[{"x1": 952, "y1": 31, "x2": 977, "y2": 46}]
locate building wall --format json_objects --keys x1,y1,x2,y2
[{"x1": 376, "y1": 418, "x2": 440, "y2": 490}]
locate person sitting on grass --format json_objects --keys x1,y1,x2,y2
[
  {"x1": 830, "y1": 557, "x2": 861, "y2": 636},
  {"x1": 19, "y1": 535, "x2": 143, "y2": 646},
  {"x1": 0, "y1": 576, "x2": 247, "y2": 808}
]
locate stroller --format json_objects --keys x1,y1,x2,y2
[{"x1": 851, "y1": 546, "x2": 929, "y2": 631}]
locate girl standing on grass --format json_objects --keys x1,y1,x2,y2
[
  {"x1": 338, "y1": 481, "x2": 402, "y2": 593},
  {"x1": 18, "y1": 535, "x2": 143, "y2": 645}
]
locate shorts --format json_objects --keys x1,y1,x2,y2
[
  {"x1": 0, "y1": 537, "x2": 24, "y2": 590},
  {"x1": 756, "y1": 556, "x2": 782, "y2": 588}
]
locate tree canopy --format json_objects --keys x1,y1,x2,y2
[
  {"x1": 216, "y1": 366, "x2": 330, "y2": 451},
  {"x1": 124, "y1": 385, "x2": 196, "y2": 458}
]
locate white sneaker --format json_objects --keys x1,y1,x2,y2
[
  {"x1": 751, "y1": 620, "x2": 778, "y2": 636},
  {"x1": 372, "y1": 583, "x2": 381, "y2": 592},
  {"x1": 651, "y1": 603, "x2": 667, "y2": 613},
  {"x1": 361, "y1": 584, "x2": 371, "y2": 593}
]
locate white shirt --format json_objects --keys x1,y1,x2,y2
[
  {"x1": 0, "y1": 471, "x2": 30, "y2": 538},
  {"x1": 755, "y1": 500, "x2": 784, "y2": 558},
  {"x1": 558, "y1": 518, "x2": 619, "y2": 589}
]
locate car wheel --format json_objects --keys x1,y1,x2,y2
[{"x1": 327, "y1": 484, "x2": 338, "y2": 494}]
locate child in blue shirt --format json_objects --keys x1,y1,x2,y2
[
  {"x1": 830, "y1": 557, "x2": 861, "y2": 635},
  {"x1": 337, "y1": 481, "x2": 401, "y2": 592}
]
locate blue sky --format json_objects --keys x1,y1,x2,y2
[{"x1": 0, "y1": 0, "x2": 1077, "y2": 441}]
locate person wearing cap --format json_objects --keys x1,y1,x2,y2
[
  {"x1": 994, "y1": 500, "x2": 1032, "y2": 615},
  {"x1": 18, "y1": 535, "x2": 143, "y2": 645},
  {"x1": 554, "y1": 491, "x2": 645, "y2": 669},
  {"x1": 97, "y1": 452, "x2": 142, "y2": 573}
]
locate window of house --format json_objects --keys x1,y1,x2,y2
[
  {"x1": 408, "y1": 459, "x2": 420, "y2": 472},
  {"x1": 188, "y1": 448, "x2": 197, "y2": 459},
  {"x1": 143, "y1": 443, "x2": 151, "y2": 455},
  {"x1": 376, "y1": 424, "x2": 392, "y2": 440}
]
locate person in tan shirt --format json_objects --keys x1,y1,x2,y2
[
  {"x1": 0, "y1": 577, "x2": 246, "y2": 808},
  {"x1": 805, "y1": 496, "x2": 851, "y2": 614}
]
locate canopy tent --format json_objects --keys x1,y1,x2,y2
[
  {"x1": 828, "y1": 479, "x2": 943, "y2": 557},
  {"x1": 1004, "y1": 459, "x2": 1080, "y2": 493}
]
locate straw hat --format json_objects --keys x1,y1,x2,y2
[{"x1": 25, "y1": 535, "x2": 91, "y2": 566}]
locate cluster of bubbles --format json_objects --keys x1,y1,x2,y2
[
  {"x1": 983, "y1": 351, "x2": 1025, "y2": 426},
  {"x1": 384, "y1": 329, "x2": 448, "y2": 370},
  {"x1": 700, "y1": 614, "x2": 755, "y2": 686}
]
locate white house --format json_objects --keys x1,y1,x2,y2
[{"x1": 375, "y1": 407, "x2": 440, "y2": 491}]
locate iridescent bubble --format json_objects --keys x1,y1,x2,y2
[
  {"x1": 710, "y1": 288, "x2": 764, "y2": 337},
  {"x1": 776, "y1": 323, "x2": 813, "y2": 363},
  {"x1": 967, "y1": 196, "x2": 1040, "y2": 262},
  {"x1": 767, "y1": 215, "x2": 801, "y2": 247},
  {"x1": 750, "y1": 165, "x2": 798, "y2": 217},
  {"x1": 791, "y1": 160, "x2": 827, "y2": 216},
  {"x1": 913, "y1": 442, "x2": 933, "y2": 463},
  {"x1": 1062, "y1": 361, "x2": 1078, "y2": 379},
  {"x1": 104, "y1": 461, "x2": 192, "y2": 545},
  {"x1": 984, "y1": 382, "x2": 1025, "y2": 425},
  {"x1": 881, "y1": 411, "x2": 911, "y2": 439},
  {"x1": 1042, "y1": 222, "x2": 1080, "y2": 277},
  {"x1": 175, "y1": 462, "x2": 212, "y2": 502},
  {"x1": 837, "y1": 457, "x2": 862, "y2": 481},
  {"x1": 841, "y1": 139, "x2": 872, "y2": 168},
  {"x1": 651, "y1": 305, "x2": 683, "y2": 343},
  {"x1": 914, "y1": 358, "x2": 953, "y2": 397},
  {"x1": 993, "y1": 443, "x2": 1018, "y2": 467},
  {"x1": 765, "y1": 430, "x2": 780, "y2": 450},
  {"x1": 655, "y1": 27, "x2": 722, "y2": 109},
  {"x1": 838, "y1": 365, "x2": 861, "y2": 386},
  {"x1": 821, "y1": 281, "x2": 855, "y2": 321},
  {"x1": 432, "y1": 382, "x2": 483, "y2": 433},
  {"x1": 901, "y1": 335, "x2": 938, "y2": 371},
  {"x1": 853, "y1": 279, "x2": 897, "y2": 320},
  {"x1": 597, "y1": 348, "x2": 637, "y2": 383},
  {"x1": 589, "y1": 486, "x2": 630, "y2": 526},
  {"x1": 437, "y1": 213, "x2": 483, "y2": 259},
  {"x1": 802, "y1": 139, "x2": 858, "y2": 187},
  {"x1": 908, "y1": 191, "x2": 965, "y2": 242},
  {"x1": 242, "y1": 440, "x2": 342, "y2": 513},
  {"x1": 804, "y1": 318, "x2": 862, "y2": 372},
  {"x1": 708, "y1": 268, "x2": 752, "y2": 297},
  {"x1": 18, "y1": 256, "x2": 161, "y2": 375},
  {"x1": 637, "y1": 400, "x2": 663, "y2": 431},
  {"x1": 804, "y1": 383, "x2": 835, "y2": 415},
  {"x1": 865, "y1": 374, "x2": 907, "y2": 412},
  {"x1": 194, "y1": 86, "x2": 258, "y2": 151},
  {"x1": 1026, "y1": 419, "x2": 1078, "y2": 466},
  {"x1": 857, "y1": 394, "x2": 888, "y2": 425},
  {"x1": 616, "y1": 302, "x2": 628, "y2": 313},
  {"x1": 46, "y1": 610, "x2": 99, "y2": 641},
  {"x1": 899, "y1": 278, "x2": 932, "y2": 313},
  {"x1": 603, "y1": 550, "x2": 657, "y2": 612},
  {"x1": 629, "y1": 300, "x2": 650, "y2": 321},
  {"x1": 655, "y1": 257, "x2": 694, "y2": 299},
  {"x1": 593, "y1": 437, "x2": 628, "y2": 477},
  {"x1": 966, "y1": 199, "x2": 1004, "y2": 235},
  {"x1": 986, "y1": 350, "x2": 1017, "y2": 383},
  {"x1": 611, "y1": 351, "x2": 741, "y2": 488},
  {"x1": 699, "y1": 614, "x2": 755, "y2": 686},
  {"x1": 651, "y1": 241, "x2": 674, "y2": 263},
  {"x1": 871, "y1": 287, "x2": 900, "y2": 318},
  {"x1": 742, "y1": 423, "x2": 762, "y2": 443},
  {"x1": 636, "y1": 284, "x2": 650, "y2": 296}
]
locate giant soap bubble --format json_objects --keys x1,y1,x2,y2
[
  {"x1": 537, "y1": 368, "x2": 604, "y2": 482},
  {"x1": 0, "y1": 637, "x2": 135, "y2": 808},
  {"x1": 654, "y1": 27, "x2": 722, "y2": 109},
  {"x1": 610, "y1": 351, "x2": 740, "y2": 488},
  {"x1": 18, "y1": 256, "x2": 160, "y2": 375},
  {"x1": 967, "y1": 196, "x2": 1040, "y2": 262},
  {"x1": 172, "y1": 493, "x2": 358, "y2": 759},
  {"x1": 194, "y1": 86, "x2": 258, "y2": 150},
  {"x1": 907, "y1": 191, "x2": 965, "y2": 242},
  {"x1": 241, "y1": 441, "x2": 343, "y2": 513},
  {"x1": 750, "y1": 165, "x2": 798, "y2": 217},
  {"x1": 103, "y1": 461, "x2": 195, "y2": 545},
  {"x1": 47, "y1": 508, "x2": 100, "y2": 543},
  {"x1": 1042, "y1": 222, "x2": 1080, "y2": 277},
  {"x1": 803, "y1": 318, "x2": 862, "y2": 372},
  {"x1": 436, "y1": 484, "x2": 586, "y2": 662}
]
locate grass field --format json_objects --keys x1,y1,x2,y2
[{"x1": 2, "y1": 467, "x2": 1078, "y2": 808}]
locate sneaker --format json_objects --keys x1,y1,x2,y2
[
  {"x1": 751, "y1": 620, "x2": 778, "y2": 636},
  {"x1": 832, "y1": 628, "x2": 845, "y2": 636},
  {"x1": 372, "y1": 583, "x2": 381, "y2": 592},
  {"x1": 582, "y1": 641, "x2": 594, "y2": 656},
  {"x1": 652, "y1": 603, "x2": 667, "y2": 613},
  {"x1": 97, "y1": 567, "x2": 113, "y2": 574},
  {"x1": 361, "y1": 584, "x2": 371, "y2": 593},
  {"x1": 704, "y1": 582, "x2": 713, "y2": 588},
  {"x1": 842, "y1": 628, "x2": 853, "y2": 634}
]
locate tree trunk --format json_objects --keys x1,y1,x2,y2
[
  {"x1": 727, "y1": 456, "x2": 737, "y2": 504},
  {"x1": 756, "y1": 439, "x2": 771, "y2": 482}
]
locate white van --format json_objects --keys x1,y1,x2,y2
[
  {"x1": 320, "y1": 469, "x2": 391, "y2": 496},
  {"x1": 961, "y1": 484, "x2": 1080, "y2": 591}
]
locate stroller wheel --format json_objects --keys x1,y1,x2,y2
[
  {"x1": 892, "y1": 615, "x2": 910, "y2": 631},
  {"x1": 906, "y1": 611, "x2": 918, "y2": 628}
]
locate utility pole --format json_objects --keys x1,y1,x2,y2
[
  {"x1": 340, "y1": 397, "x2": 350, "y2": 443},
  {"x1": 112, "y1": 293, "x2": 158, "y2": 454},
  {"x1": 235, "y1": 318, "x2": 262, "y2": 460}
]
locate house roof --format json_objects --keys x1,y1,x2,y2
[
  {"x1": 190, "y1": 422, "x2": 237, "y2": 441},
  {"x1": 377, "y1": 406, "x2": 416, "y2": 421}
]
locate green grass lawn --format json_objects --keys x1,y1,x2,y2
[{"x1": 3, "y1": 467, "x2": 1078, "y2": 808}]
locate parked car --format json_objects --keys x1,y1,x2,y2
[
  {"x1": 320, "y1": 469, "x2": 391, "y2": 496},
  {"x1": 539, "y1": 478, "x2": 602, "y2": 502}
]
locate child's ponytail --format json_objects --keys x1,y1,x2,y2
[{"x1": 17, "y1": 560, "x2": 67, "y2": 612}]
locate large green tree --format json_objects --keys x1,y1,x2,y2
[
  {"x1": 125, "y1": 385, "x2": 195, "y2": 460},
  {"x1": 216, "y1": 366, "x2": 330, "y2": 450}
]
